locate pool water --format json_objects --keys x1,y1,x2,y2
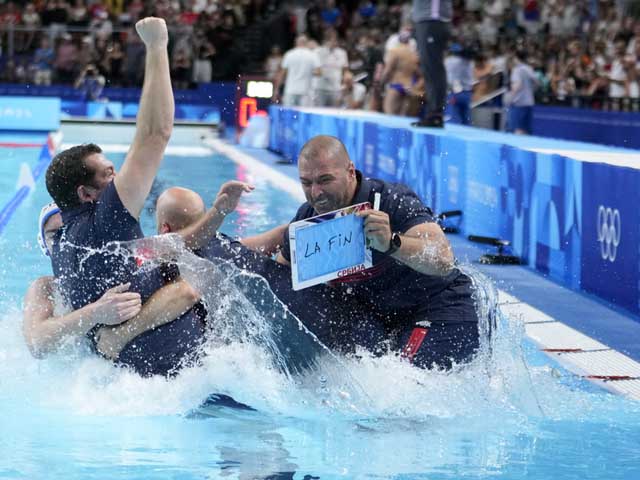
[{"x1": 0, "y1": 131, "x2": 639, "y2": 479}]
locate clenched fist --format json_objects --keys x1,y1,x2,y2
[{"x1": 135, "y1": 17, "x2": 168, "y2": 49}]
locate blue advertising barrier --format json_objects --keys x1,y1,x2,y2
[
  {"x1": 0, "y1": 97, "x2": 60, "y2": 131},
  {"x1": 269, "y1": 106, "x2": 640, "y2": 318},
  {"x1": 533, "y1": 106, "x2": 640, "y2": 149},
  {"x1": 0, "y1": 82, "x2": 237, "y2": 125},
  {"x1": 60, "y1": 100, "x2": 221, "y2": 123}
]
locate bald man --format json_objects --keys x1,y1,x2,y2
[
  {"x1": 157, "y1": 187, "x2": 206, "y2": 233},
  {"x1": 248, "y1": 135, "x2": 481, "y2": 370}
]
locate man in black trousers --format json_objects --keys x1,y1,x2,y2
[{"x1": 411, "y1": 0, "x2": 453, "y2": 128}]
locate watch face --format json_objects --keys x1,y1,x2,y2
[{"x1": 392, "y1": 233, "x2": 402, "y2": 247}]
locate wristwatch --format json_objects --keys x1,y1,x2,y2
[{"x1": 387, "y1": 232, "x2": 402, "y2": 255}]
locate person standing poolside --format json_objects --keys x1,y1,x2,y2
[
  {"x1": 411, "y1": 0, "x2": 452, "y2": 128},
  {"x1": 505, "y1": 50, "x2": 538, "y2": 135},
  {"x1": 316, "y1": 30, "x2": 349, "y2": 107},
  {"x1": 249, "y1": 136, "x2": 481, "y2": 369},
  {"x1": 273, "y1": 35, "x2": 321, "y2": 107},
  {"x1": 445, "y1": 43, "x2": 474, "y2": 125}
]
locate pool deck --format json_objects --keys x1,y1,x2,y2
[{"x1": 206, "y1": 137, "x2": 640, "y2": 401}]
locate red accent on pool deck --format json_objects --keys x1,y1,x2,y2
[{"x1": 0, "y1": 142, "x2": 44, "y2": 148}]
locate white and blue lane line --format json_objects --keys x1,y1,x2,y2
[
  {"x1": 203, "y1": 136, "x2": 640, "y2": 401},
  {"x1": 0, "y1": 132, "x2": 62, "y2": 235}
]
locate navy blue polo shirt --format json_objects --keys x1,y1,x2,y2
[
  {"x1": 51, "y1": 181, "x2": 207, "y2": 376},
  {"x1": 51, "y1": 181, "x2": 149, "y2": 309},
  {"x1": 282, "y1": 171, "x2": 463, "y2": 316}
]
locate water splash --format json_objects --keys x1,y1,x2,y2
[{"x1": 2, "y1": 237, "x2": 637, "y2": 426}]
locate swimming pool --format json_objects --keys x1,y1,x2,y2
[{"x1": 1, "y1": 126, "x2": 639, "y2": 479}]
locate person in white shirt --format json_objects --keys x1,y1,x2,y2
[
  {"x1": 505, "y1": 50, "x2": 539, "y2": 135},
  {"x1": 264, "y1": 45, "x2": 283, "y2": 81},
  {"x1": 444, "y1": 44, "x2": 474, "y2": 125},
  {"x1": 609, "y1": 38, "x2": 629, "y2": 99},
  {"x1": 307, "y1": 39, "x2": 323, "y2": 106},
  {"x1": 274, "y1": 35, "x2": 321, "y2": 107},
  {"x1": 316, "y1": 30, "x2": 349, "y2": 107}
]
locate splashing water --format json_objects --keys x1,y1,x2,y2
[
  {"x1": 0, "y1": 231, "x2": 611, "y2": 420},
  {"x1": 2, "y1": 237, "x2": 640, "y2": 479}
]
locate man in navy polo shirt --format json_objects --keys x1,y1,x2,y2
[
  {"x1": 43, "y1": 18, "x2": 219, "y2": 377},
  {"x1": 254, "y1": 135, "x2": 480, "y2": 369}
]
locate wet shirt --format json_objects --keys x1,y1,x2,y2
[
  {"x1": 281, "y1": 171, "x2": 463, "y2": 317},
  {"x1": 51, "y1": 181, "x2": 147, "y2": 309},
  {"x1": 51, "y1": 181, "x2": 206, "y2": 376}
]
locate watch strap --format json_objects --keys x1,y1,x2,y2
[{"x1": 387, "y1": 232, "x2": 401, "y2": 255}]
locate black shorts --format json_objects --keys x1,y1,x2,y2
[{"x1": 395, "y1": 273, "x2": 481, "y2": 369}]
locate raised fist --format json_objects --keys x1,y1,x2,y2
[{"x1": 135, "y1": 17, "x2": 168, "y2": 49}]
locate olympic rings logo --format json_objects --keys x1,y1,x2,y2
[{"x1": 597, "y1": 206, "x2": 621, "y2": 262}]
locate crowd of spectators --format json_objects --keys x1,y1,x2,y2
[
  {"x1": 268, "y1": 0, "x2": 640, "y2": 114},
  {"x1": 0, "y1": 0, "x2": 277, "y2": 89},
  {"x1": 1, "y1": 0, "x2": 640, "y2": 113}
]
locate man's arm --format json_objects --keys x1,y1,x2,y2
[
  {"x1": 23, "y1": 277, "x2": 141, "y2": 358},
  {"x1": 178, "y1": 181, "x2": 254, "y2": 250},
  {"x1": 114, "y1": 17, "x2": 174, "y2": 219},
  {"x1": 240, "y1": 223, "x2": 288, "y2": 256},
  {"x1": 358, "y1": 210, "x2": 454, "y2": 276},
  {"x1": 95, "y1": 278, "x2": 201, "y2": 360},
  {"x1": 391, "y1": 222, "x2": 454, "y2": 275},
  {"x1": 380, "y1": 51, "x2": 398, "y2": 85}
]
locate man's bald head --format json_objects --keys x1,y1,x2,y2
[
  {"x1": 298, "y1": 135, "x2": 351, "y2": 170},
  {"x1": 297, "y1": 136, "x2": 357, "y2": 214},
  {"x1": 156, "y1": 187, "x2": 206, "y2": 234}
]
